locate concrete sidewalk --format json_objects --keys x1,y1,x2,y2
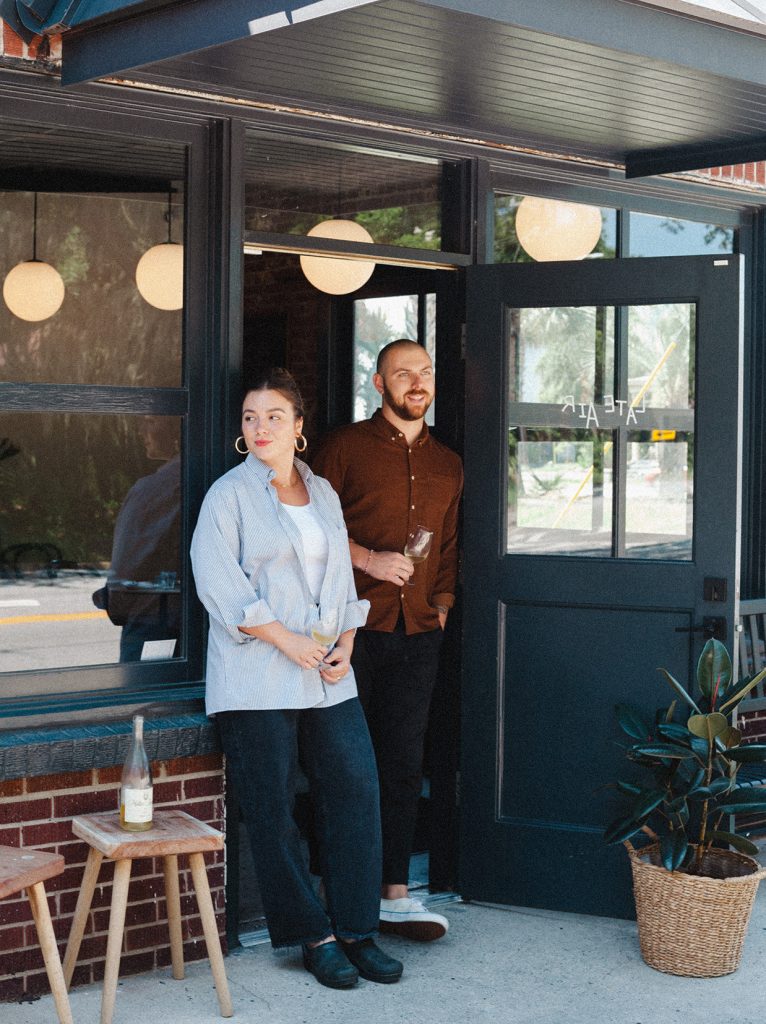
[{"x1": 11, "y1": 888, "x2": 766, "y2": 1024}]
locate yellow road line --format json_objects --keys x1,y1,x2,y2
[{"x1": 0, "y1": 611, "x2": 109, "y2": 625}]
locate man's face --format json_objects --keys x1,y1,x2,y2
[{"x1": 375, "y1": 345, "x2": 435, "y2": 422}]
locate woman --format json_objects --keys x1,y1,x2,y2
[{"x1": 190, "y1": 368, "x2": 402, "y2": 989}]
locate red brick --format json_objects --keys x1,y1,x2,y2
[
  {"x1": 53, "y1": 790, "x2": 117, "y2": 818},
  {"x1": 0, "y1": 797, "x2": 51, "y2": 826},
  {"x1": 2, "y1": 25, "x2": 24, "y2": 58},
  {"x1": 95, "y1": 765, "x2": 123, "y2": 786},
  {"x1": 124, "y1": 923, "x2": 169, "y2": 952},
  {"x1": 79, "y1": 933, "x2": 108, "y2": 961},
  {"x1": 0, "y1": 946, "x2": 45, "y2": 974},
  {"x1": 182, "y1": 915, "x2": 204, "y2": 941},
  {"x1": 125, "y1": 876, "x2": 164, "y2": 902},
  {"x1": 22, "y1": 820, "x2": 75, "y2": 847},
  {"x1": 70, "y1": 963, "x2": 93, "y2": 989},
  {"x1": 124, "y1": 901, "x2": 158, "y2": 928},
  {"x1": 0, "y1": 924, "x2": 25, "y2": 951},
  {"x1": 44, "y1": 864, "x2": 90, "y2": 894},
  {"x1": 0, "y1": 897, "x2": 33, "y2": 924},
  {"x1": 183, "y1": 775, "x2": 223, "y2": 799},
  {"x1": 0, "y1": 976, "x2": 25, "y2": 1002},
  {"x1": 119, "y1": 950, "x2": 156, "y2": 976},
  {"x1": 153, "y1": 781, "x2": 182, "y2": 804},
  {"x1": 26, "y1": 969, "x2": 58, "y2": 998},
  {"x1": 161, "y1": 754, "x2": 222, "y2": 777},
  {"x1": 27, "y1": 770, "x2": 92, "y2": 794},
  {"x1": 0, "y1": 827, "x2": 20, "y2": 847},
  {"x1": 0, "y1": 779, "x2": 24, "y2": 799}
]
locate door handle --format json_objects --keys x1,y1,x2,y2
[{"x1": 674, "y1": 616, "x2": 727, "y2": 642}]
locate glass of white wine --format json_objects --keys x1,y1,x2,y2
[
  {"x1": 404, "y1": 525, "x2": 433, "y2": 585},
  {"x1": 311, "y1": 607, "x2": 339, "y2": 648}
]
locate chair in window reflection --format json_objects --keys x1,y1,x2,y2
[{"x1": 92, "y1": 417, "x2": 181, "y2": 662}]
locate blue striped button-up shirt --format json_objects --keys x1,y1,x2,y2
[{"x1": 190, "y1": 454, "x2": 370, "y2": 714}]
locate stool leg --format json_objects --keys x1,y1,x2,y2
[
  {"x1": 163, "y1": 854, "x2": 184, "y2": 980},
  {"x1": 63, "y1": 846, "x2": 103, "y2": 988},
  {"x1": 27, "y1": 881, "x2": 74, "y2": 1024},
  {"x1": 100, "y1": 858, "x2": 132, "y2": 1024},
  {"x1": 188, "y1": 852, "x2": 233, "y2": 1018}
]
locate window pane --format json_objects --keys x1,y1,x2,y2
[
  {"x1": 627, "y1": 304, "x2": 694, "y2": 410},
  {"x1": 628, "y1": 213, "x2": 734, "y2": 257},
  {"x1": 494, "y1": 194, "x2": 616, "y2": 264},
  {"x1": 1, "y1": 190, "x2": 184, "y2": 386},
  {"x1": 509, "y1": 305, "x2": 615, "y2": 404},
  {"x1": 245, "y1": 133, "x2": 446, "y2": 250},
  {"x1": 0, "y1": 414, "x2": 183, "y2": 672},
  {"x1": 625, "y1": 432, "x2": 693, "y2": 559},
  {"x1": 352, "y1": 295, "x2": 435, "y2": 424},
  {"x1": 508, "y1": 428, "x2": 614, "y2": 555}
]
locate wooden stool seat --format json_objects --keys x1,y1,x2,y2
[
  {"x1": 0, "y1": 845, "x2": 73, "y2": 1024},
  {"x1": 64, "y1": 810, "x2": 232, "y2": 1024}
]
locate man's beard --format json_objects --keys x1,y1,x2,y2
[{"x1": 382, "y1": 381, "x2": 434, "y2": 421}]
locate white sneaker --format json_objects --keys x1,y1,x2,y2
[{"x1": 379, "y1": 896, "x2": 449, "y2": 941}]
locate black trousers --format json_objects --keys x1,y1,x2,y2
[{"x1": 352, "y1": 622, "x2": 443, "y2": 886}]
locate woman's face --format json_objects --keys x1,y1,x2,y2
[{"x1": 241, "y1": 388, "x2": 302, "y2": 467}]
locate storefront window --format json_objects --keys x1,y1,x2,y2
[
  {"x1": 245, "y1": 133, "x2": 447, "y2": 250},
  {"x1": 628, "y1": 212, "x2": 734, "y2": 256},
  {"x1": 0, "y1": 414, "x2": 182, "y2": 673},
  {"x1": 494, "y1": 195, "x2": 617, "y2": 263},
  {"x1": 1, "y1": 190, "x2": 183, "y2": 387}
]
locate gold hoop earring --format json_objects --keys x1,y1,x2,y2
[
  {"x1": 234, "y1": 436, "x2": 249, "y2": 455},
  {"x1": 294, "y1": 434, "x2": 308, "y2": 453}
]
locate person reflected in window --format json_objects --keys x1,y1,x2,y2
[{"x1": 93, "y1": 416, "x2": 181, "y2": 662}]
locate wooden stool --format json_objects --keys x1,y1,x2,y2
[
  {"x1": 0, "y1": 845, "x2": 73, "y2": 1024},
  {"x1": 63, "y1": 810, "x2": 232, "y2": 1024}
]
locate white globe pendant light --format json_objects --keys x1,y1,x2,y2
[
  {"x1": 515, "y1": 196, "x2": 602, "y2": 262},
  {"x1": 3, "y1": 193, "x2": 65, "y2": 322},
  {"x1": 136, "y1": 192, "x2": 184, "y2": 310},
  {"x1": 300, "y1": 219, "x2": 376, "y2": 295}
]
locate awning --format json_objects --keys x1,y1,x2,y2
[{"x1": 16, "y1": 0, "x2": 766, "y2": 176}]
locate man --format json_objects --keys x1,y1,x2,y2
[{"x1": 313, "y1": 339, "x2": 463, "y2": 941}]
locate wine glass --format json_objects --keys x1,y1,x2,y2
[
  {"x1": 403, "y1": 526, "x2": 433, "y2": 585},
  {"x1": 311, "y1": 607, "x2": 339, "y2": 648}
]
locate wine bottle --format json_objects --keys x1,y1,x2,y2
[{"x1": 119, "y1": 715, "x2": 153, "y2": 832}]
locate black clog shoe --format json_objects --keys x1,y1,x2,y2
[
  {"x1": 302, "y1": 940, "x2": 359, "y2": 989},
  {"x1": 342, "y1": 938, "x2": 404, "y2": 984}
]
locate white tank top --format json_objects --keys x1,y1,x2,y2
[{"x1": 281, "y1": 501, "x2": 329, "y2": 602}]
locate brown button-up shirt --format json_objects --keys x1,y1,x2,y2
[{"x1": 312, "y1": 410, "x2": 463, "y2": 634}]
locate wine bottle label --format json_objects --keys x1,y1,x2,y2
[{"x1": 122, "y1": 786, "x2": 153, "y2": 823}]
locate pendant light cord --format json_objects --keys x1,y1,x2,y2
[{"x1": 32, "y1": 191, "x2": 38, "y2": 262}]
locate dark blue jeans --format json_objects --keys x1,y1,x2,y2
[{"x1": 217, "y1": 698, "x2": 381, "y2": 948}]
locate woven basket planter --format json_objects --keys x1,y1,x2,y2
[{"x1": 625, "y1": 840, "x2": 766, "y2": 977}]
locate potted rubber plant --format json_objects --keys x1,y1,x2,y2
[{"x1": 605, "y1": 637, "x2": 766, "y2": 976}]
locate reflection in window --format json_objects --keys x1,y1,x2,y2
[
  {"x1": 494, "y1": 195, "x2": 616, "y2": 264},
  {"x1": 509, "y1": 305, "x2": 615, "y2": 405},
  {"x1": 244, "y1": 133, "x2": 445, "y2": 249},
  {"x1": 628, "y1": 213, "x2": 734, "y2": 257},
  {"x1": 627, "y1": 304, "x2": 695, "y2": 411},
  {"x1": 508, "y1": 428, "x2": 613, "y2": 555},
  {"x1": 0, "y1": 190, "x2": 184, "y2": 387},
  {"x1": 352, "y1": 294, "x2": 435, "y2": 424},
  {"x1": 0, "y1": 414, "x2": 183, "y2": 672},
  {"x1": 625, "y1": 433, "x2": 693, "y2": 560}
]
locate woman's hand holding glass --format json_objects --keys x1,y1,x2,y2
[{"x1": 320, "y1": 630, "x2": 354, "y2": 684}]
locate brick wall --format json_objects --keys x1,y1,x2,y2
[
  {"x1": 740, "y1": 710, "x2": 766, "y2": 744},
  {"x1": 0, "y1": 753, "x2": 225, "y2": 1003},
  {"x1": 0, "y1": 20, "x2": 60, "y2": 65},
  {"x1": 697, "y1": 164, "x2": 766, "y2": 188}
]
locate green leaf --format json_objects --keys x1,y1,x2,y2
[
  {"x1": 660, "y1": 832, "x2": 689, "y2": 871},
  {"x1": 716, "y1": 789, "x2": 766, "y2": 813},
  {"x1": 726, "y1": 744, "x2": 766, "y2": 763},
  {"x1": 720, "y1": 667, "x2": 766, "y2": 712},
  {"x1": 604, "y1": 815, "x2": 645, "y2": 845},
  {"x1": 631, "y1": 789, "x2": 665, "y2": 819},
  {"x1": 632, "y1": 742, "x2": 697, "y2": 759},
  {"x1": 615, "y1": 704, "x2": 652, "y2": 741},
  {"x1": 695, "y1": 777, "x2": 733, "y2": 798},
  {"x1": 720, "y1": 726, "x2": 742, "y2": 749},
  {"x1": 708, "y1": 831, "x2": 760, "y2": 856},
  {"x1": 658, "y1": 669, "x2": 701, "y2": 714},
  {"x1": 616, "y1": 780, "x2": 641, "y2": 796},
  {"x1": 687, "y1": 712, "x2": 728, "y2": 741},
  {"x1": 686, "y1": 766, "x2": 706, "y2": 794},
  {"x1": 697, "y1": 638, "x2": 732, "y2": 700},
  {"x1": 656, "y1": 722, "x2": 691, "y2": 741}
]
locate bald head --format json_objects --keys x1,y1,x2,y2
[{"x1": 376, "y1": 339, "x2": 424, "y2": 376}]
